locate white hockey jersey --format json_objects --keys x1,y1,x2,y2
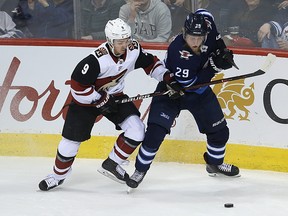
[{"x1": 70, "y1": 40, "x2": 167, "y2": 105}]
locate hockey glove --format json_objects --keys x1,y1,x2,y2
[
  {"x1": 163, "y1": 72, "x2": 184, "y2": 99},
  {"x1": 209, "y1": 48, "x2": 234, "y2": 72},
  {"x1": 94, "y1": 91, "x2": 118, "y2": 115}
]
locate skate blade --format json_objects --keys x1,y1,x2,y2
[
  {"x1": 97, "y1": 167, "x2": 126, "y2": 184},
  {"x1": 208, "y1": 172, "x2": 241, "y2": 178},
  {"x1": 126, "y1": 186, "x2": 134, "y2": 194}
]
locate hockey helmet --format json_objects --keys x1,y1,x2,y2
[
  {"x1": 105, "y1": 18, "x2": 131, "y2": 45},
  {"x1": 184, "y1": 13, "x2": 208, "y2": 36}
]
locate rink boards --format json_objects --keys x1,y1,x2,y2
[{"x1": 0, "y1": 40, "x2": 288, "y2": 172}]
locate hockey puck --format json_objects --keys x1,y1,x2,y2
[{"x1": 224, "y1": 203, "x2": 234, "y2": 208}]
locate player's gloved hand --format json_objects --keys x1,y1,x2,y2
[
  {"x1": 209, "y1": 48, "x2": 234, "y2": 72},
  {"x1": 163, "y1": 72, "x2": 184, "y2": 99},
  {"x1": 94, "y1": 91, "x2": 118, "y2": 115}
]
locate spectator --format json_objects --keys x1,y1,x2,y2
[
  {"x1": 13, "y1": 0, "x2": 73, "y2": 39},
  {"x1": 0, "y1": 10, "x2": 24, "y2": 38},
  {"x1": 197, "y1": 0, "x2": 231, "y2": 35},
  {"x1": 119, "y1": 0, "x2": 172, "y2": 42},
  {"x1": 258, "y1": 0, "x2": 288, "y2": 49},
  {"x1": 225, "y1": 0, "x2": 275, "y2": 47},
  {"x1": 0, "y1": 0, "x2": 19, "y2": 17},
  {"x1": 162, "y1": 0, "x2": 191, "y2": 40},
  {"x1": 11, "y1": 1, "x2": 33, "y2": 37},
  {"x1": 81, "y1": 0, "x2": 126, "y2": 40}
]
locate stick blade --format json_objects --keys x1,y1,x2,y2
[
  {"x1": 253, "y1": 69, "x2": 266, "y2": 76},
  {"x1": 260, "y1": 53, "x2": 276, "y2": 72}
]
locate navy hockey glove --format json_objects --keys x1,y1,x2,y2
[
  {"x1": 163, "y1": 72, "x2": 184, "y2": 99},
  {"x1": 209, "y1": 48, "x2": 234, "y2": 72},
  {"x1": 94, "y1": 91, "x2": 118, "y2": 115}
]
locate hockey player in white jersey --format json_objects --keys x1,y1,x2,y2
[{"x1": 38, "y1": 18, "x2": 183, "y2": 191}]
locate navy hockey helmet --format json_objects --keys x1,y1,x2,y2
[{"x1": 184, "y1": 13, "x2": 208, "y2": 36}]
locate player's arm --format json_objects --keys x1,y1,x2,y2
[
  {"x1": 70, "y1": 54, "x2": 117, "y2": 114},
  {"x1": 134, "y1": 42, "x2": 167, "y2": 81},
  {"x1": 134, "y1": 42, "x2": 183, "y2": 98},
  {"x1": 70, "y1": 54, "x2": 101, "y2": 105},
  {"x1": 214, "y1": 28, "x2": 237, "y2": 70},
  {"x1": 196, "y1": 9, "x2": 236, "y2": 71}
]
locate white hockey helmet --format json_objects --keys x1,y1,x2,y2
[{"x1": 105, "y1": 18, "x2": 131, "y2": 45}]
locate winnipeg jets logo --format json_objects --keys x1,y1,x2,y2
[
  {"x1": 179, "y1": 50, "x2": 192, "y2": 60},
  {"x1": 200, "y1": 45, "x2": 208, "y2": 52}
]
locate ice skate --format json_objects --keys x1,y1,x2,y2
[
  {"x1": 126, "y1": 169, "x2": 146, "y2": 193},
  {"x1": 38, "y1": 174, "x2": 65, "y2": 191},
  {"x1": 204, "y1": 152, "x2": 240, "y2": 177},
  {"x1": 98, "y1": 158, "x2": 129, "y2": 184}
]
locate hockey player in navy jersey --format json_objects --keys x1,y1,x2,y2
[
  {"x1": 127, "y1": 9, "x2": 240, "y2": 189},
  {"x1": 38, "y1": 18, "x2": 182, "y2": 191}
]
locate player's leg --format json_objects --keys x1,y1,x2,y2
[
  {"x1": 38, "y1": 104, "x2": 98, "y2": 191},
  {"x1": 38, "y1": 138, "x2": 79, "y2": 191},
  {"x1": 126, "y1": 123, "x2": 168, "y2": 189},
  {"x1": 127, "y1": 89, "x2": 180, "y2": 188},
  {"x1": 203, "y1": 126, "x2": 239, "y2": 177},
  {"x1": 99, "y1": 98, "x2": 144, "y2": 183},
  {"x1": 190, "y1": 88, "x2": 240, "y2": 177},
  {"x1": 99, "y1": 115, "x2": 145, "y2": 183}
]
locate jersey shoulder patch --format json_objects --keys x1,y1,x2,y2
[
  {"x1": 94, "y1": 47, "x2": 109, "y2": 58},
  {"x1": 128, "y1": 40, "x2": 139, "y2": 51}
]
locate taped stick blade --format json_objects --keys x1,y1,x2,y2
[{"x1": 260, "y1": 53, "x2": 276, "y2": 72}]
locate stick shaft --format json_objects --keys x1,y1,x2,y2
[
  {"x1": 116, "y1": 69, "x2": 265, "y2": 104},
  {"x1": 187, "y1": 70, "x2": 264, "y2": 90}
]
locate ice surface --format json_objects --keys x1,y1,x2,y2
[{"x1": 1, "y1": 157, "x2": 288, "y2": 216}]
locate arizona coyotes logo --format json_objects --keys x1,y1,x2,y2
[
  {"x1": 212, "y1": 74, "x2": 255, "y2": 121},
  {"x1": 95, "y1": 69, "x2": 127, "y2": 91},
  {"x1": 179, "y1": 50, "x2": 192, "y2": 60}
]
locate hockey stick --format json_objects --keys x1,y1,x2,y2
[{"x1": 116, "y1": 53, "x2": 276, "y2": 104}]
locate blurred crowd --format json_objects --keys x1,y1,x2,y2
[{"x1": 0, "y1": 0, "x2": 288, "y2": 50}]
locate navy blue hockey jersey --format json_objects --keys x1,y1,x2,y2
[{"x1": 164, "y1": 9, "x2": 225, "y2": 94}]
